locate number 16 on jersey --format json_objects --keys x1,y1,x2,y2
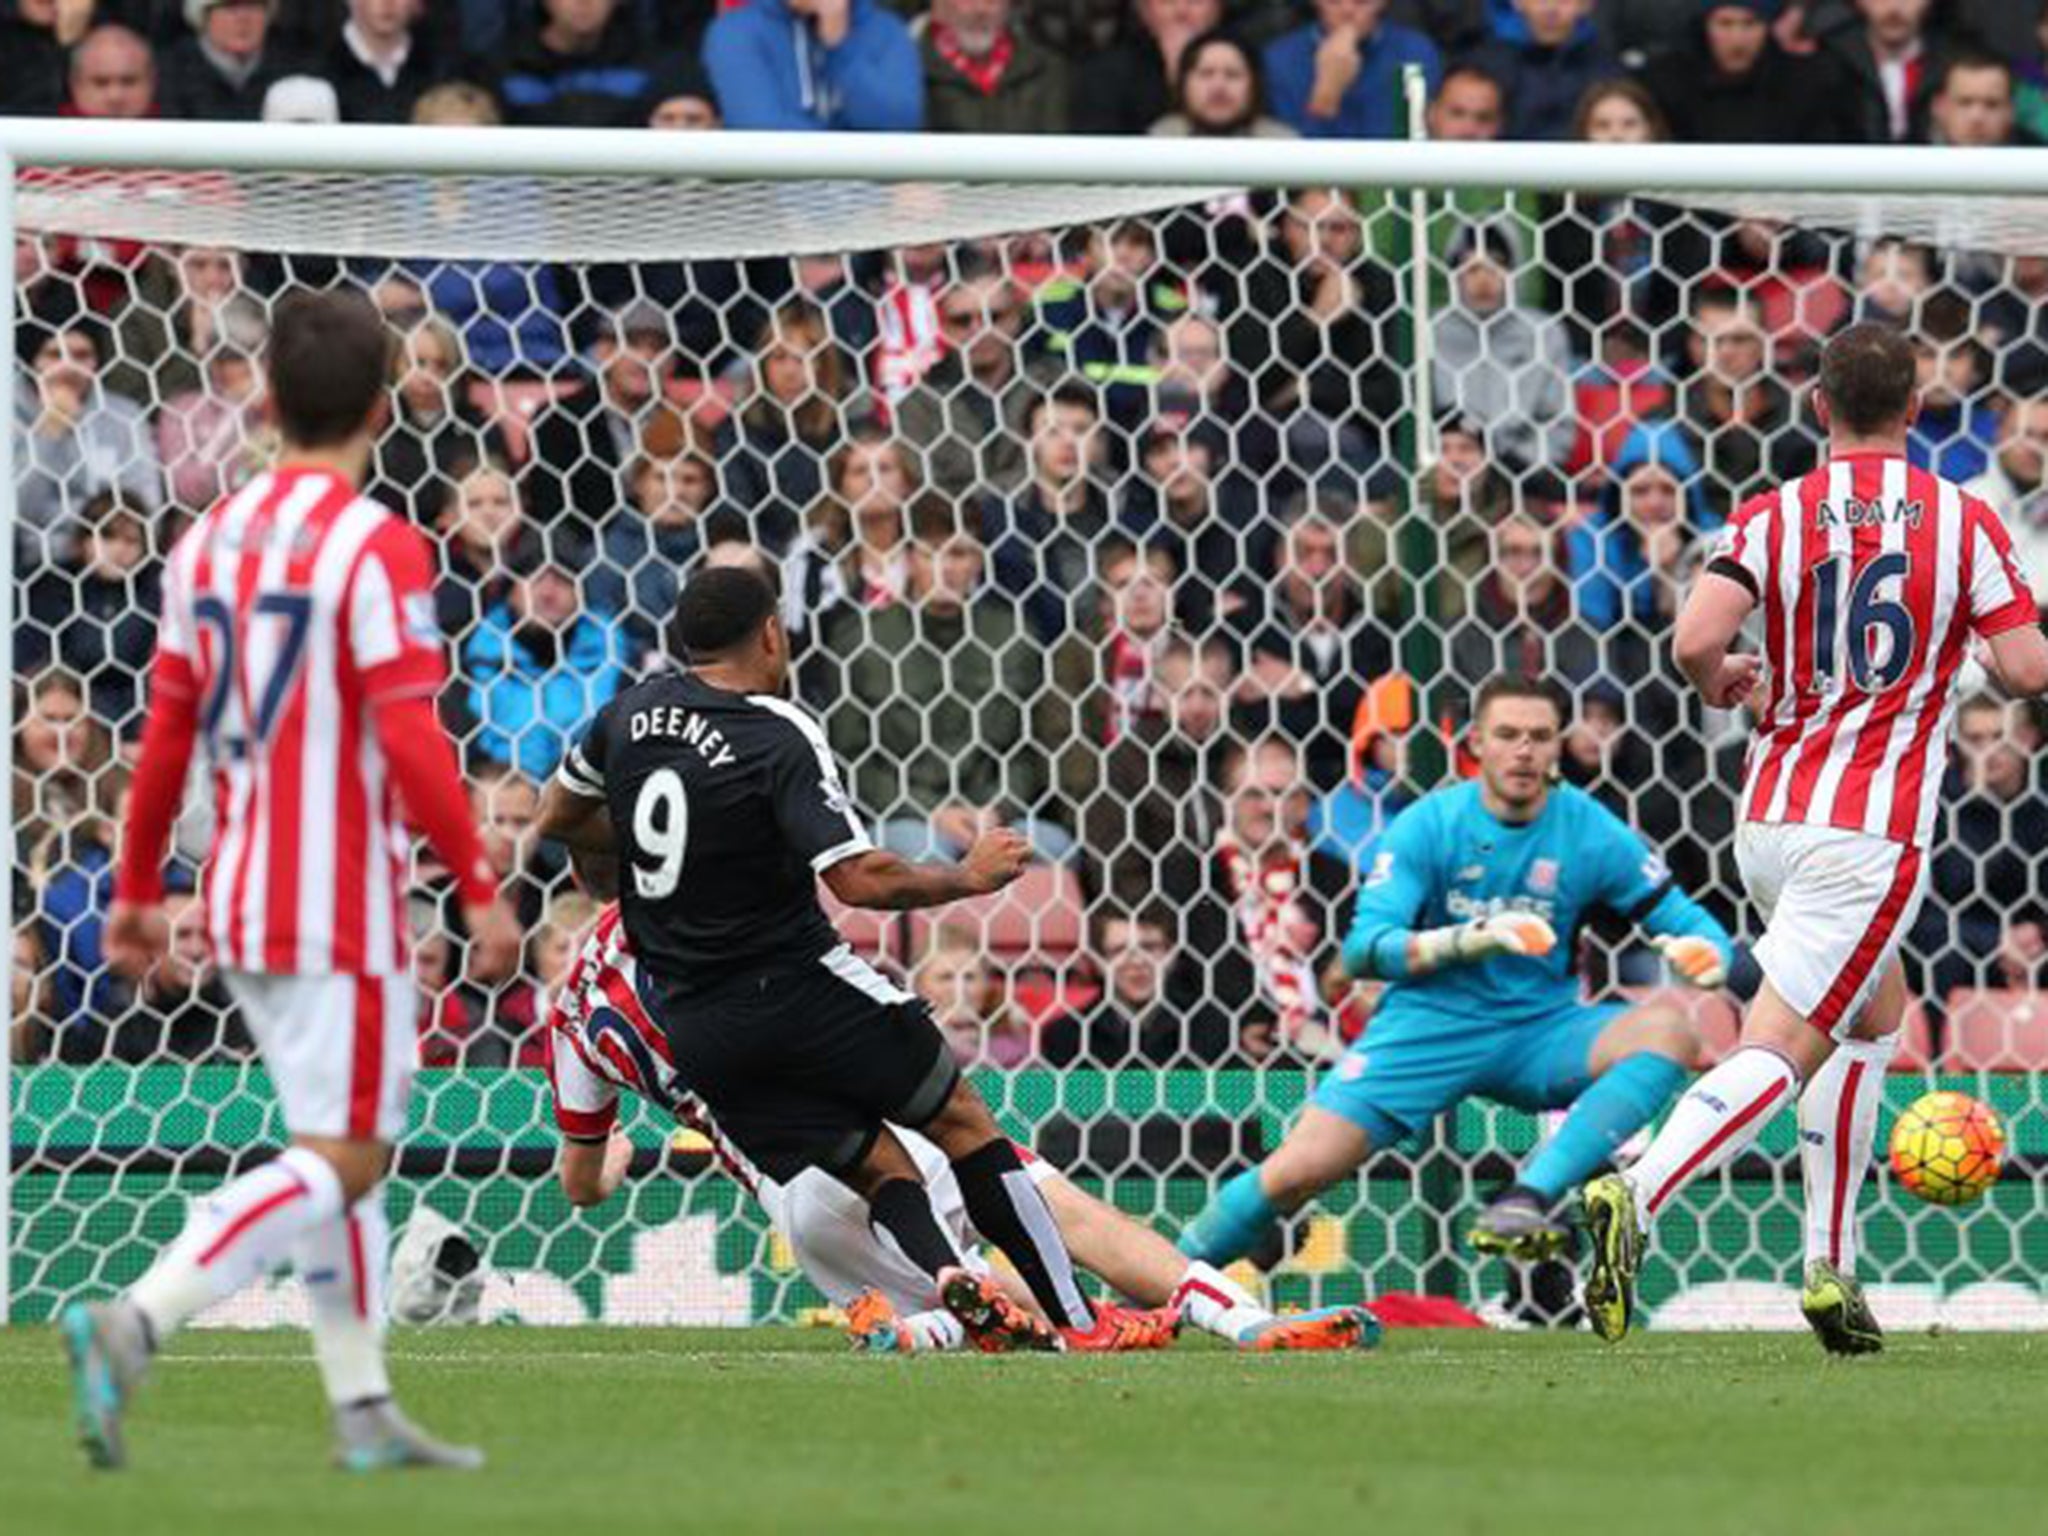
[{"x1": 1810, "y1": 552, "x2": 1917, "y2": 692}]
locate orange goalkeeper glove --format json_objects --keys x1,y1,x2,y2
[
  {"x1": 1411, "y1": 912, "x2": 1558, "y2": 972},
  {"x1": 1653, "y1": 934, "x2": 1728, "y2": 990}
]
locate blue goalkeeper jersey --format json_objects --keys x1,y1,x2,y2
[{"x1": 1341, "y1": 780, "x2": 1730, "y2": 1031}]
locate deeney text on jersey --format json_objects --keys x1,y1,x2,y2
[{"x1": 628, "y1": 704, "x2": 740, "y2": 767}]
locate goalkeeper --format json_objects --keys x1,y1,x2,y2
[{"x1": 1180, "y1": 675, "x2": 1735, "y2": 1264}]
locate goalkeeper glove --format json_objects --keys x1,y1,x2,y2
[
  {"x1": 1653, "y1": 934, "x2": 1728, "y2": 990},
  {"x1": 1411, "y1": 912, "x2": 1558, "y2": 973}
]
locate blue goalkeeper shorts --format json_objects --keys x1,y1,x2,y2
[{"x1": 1310, "y1": 1001, "x2": 1627, "y2": 1149}]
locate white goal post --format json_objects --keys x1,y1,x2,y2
[{"x1": 8, "y1": 122, "x2": 2048, "y2": 1331}]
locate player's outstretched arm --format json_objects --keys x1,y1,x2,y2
[
  {"x1": 1339, "y1": 810, "x2": 1554, "y2": 980},
  {"x1": 821, "y1": 829, "x2": 1029, "y2": 911},
  {"x1": 1402, "y1": 913, "x2": 1559, "y2": 976},
  {"x1": 371, "y1": 694, "x2": 519, "y2": 981},
  {"x1": 1346, "y1": 907, "x2": 1560, "y2": 982},
  {"x1": 107, "y1": 654, "x2": 202, "y2": 978},
  {"x1": 1673, "y1": 570, "x2": 1762, "y2": 708}
]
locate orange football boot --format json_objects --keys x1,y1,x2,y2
[
  {"x1": 845, "y1": 1289, "x2": 915, "y2": 1353},
  {"x1": 937, "y1": 1267, "x2": 1061, "y2": 1353},
  {"x1": 1244, "y1": 1305, "x2": 1384, "y2": 1352},
  {"x1": 1059, "y1": 1302, "x2": 1182, "y2": 1353}
]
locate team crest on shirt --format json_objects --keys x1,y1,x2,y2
[
  {"x1": 820, "y1": 776, "x2": 853, "y2": 818},
  {"x1": 1527, "y1": 858, "x2": 1558, "y2": 895},
  {"x1": 1364, "y1": 851, "x2": 1395, "y2": 888}
]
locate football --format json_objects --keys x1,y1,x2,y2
[{"x1": 1888, "y1": 1091, "x2": 2007, "y2": 1206}]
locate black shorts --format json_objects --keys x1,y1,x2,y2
[{"x1": 645, "y1": 948, "x2": 960, "y2": 1183}]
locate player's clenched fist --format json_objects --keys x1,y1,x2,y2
[
  {"x1": 104, "y1": 900, "x2": 170, "y2": 980},
  {"x1": 1653, "y1": 934, "x2": 1728, "y2": 990},
  {"x1": 1702, "y1": 653, "x2": 1764, "y2": 710},
  {"x1": 961, "y1": 828, "x2": 1031, "y2": 894}
]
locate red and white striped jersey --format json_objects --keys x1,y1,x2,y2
[
  {"x1": 155, "y1": 466, "x2": 448, "y2": 975},
  {"x1": 544, "y1": 907, "x2": 758, "y2": 1195},
  {"x1": 872, "y1": 276, "x2": 944, "y2": 406},
  {"x1": 1709, "y1": 452, "x2": 2040, "y2": 848}
]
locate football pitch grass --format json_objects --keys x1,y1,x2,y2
[{"x1": 6, "y1": 1326, "x2": 2044, "y2": 1536}]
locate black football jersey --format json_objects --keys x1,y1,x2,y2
[{"x1": 556, "y1": 672, "x2": 873, "y2": 991}]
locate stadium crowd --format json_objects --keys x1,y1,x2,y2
[{"x1": 6, "y1": 0, "x2": 2048, "y2": 1078}]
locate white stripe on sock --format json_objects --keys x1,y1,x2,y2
[
  {"x1": 1000, "y1": 1166, "x2": 1091, "y2": 1329},
  {"x1": 1800, "y1": 1032, "x2": 1897, "y2": 1272}
]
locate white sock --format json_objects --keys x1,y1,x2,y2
[
  {"x1": 1171, "y1": 1260, "x2": 1273, "y2": 1345},
  {"x1": 292, "y1": 1188, "x2": 392, "y2": 1407},
  {"x1": 903, "y1": 1309, "x2": 968, "y2": 1351},
  {"x1": 1800, "y1": 1033, "x2": 1898, "y2": 1275},
  {"x1": 1624, "y1": 1048, "x2": 1801, "y2": 1227},
  {"x1": 129, "y1": 1147, "x2": 344, "y2": 1341}
]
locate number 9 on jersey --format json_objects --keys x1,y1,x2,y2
[{"x1": 632, "y1": 768, "x2": 690, "y2": 899}]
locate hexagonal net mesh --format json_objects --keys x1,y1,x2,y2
[{"x1": 9, "y1": 162, "x2": 2048, "y2": 1331}]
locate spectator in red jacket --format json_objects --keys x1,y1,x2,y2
[{"x1": 33, "y1": 26, "x2": 162, "y2": 318}]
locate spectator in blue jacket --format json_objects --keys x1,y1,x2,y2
[
  {"x1": 593, "y1": 434, "x2": 731, "y2": 645},
  {"x1": 412, "y1": 258, "x2": 575, "y2": 379},
  {"x1": 1262, "y1": 0, "x2": 1441, "y2": 140},
  {"x1": 704, "y1": 0, "x2": 923, "y2": 132},
  {"x1": 399, "y1": 83, "x2": 576, "y2": 376},
  {"x1": 1466, "y1": 0, "x2": 1619, "y2": 142},
  {"x1": 19, "y1": 672, "x2": 122, "y2": 1053},
  {"x1": 1568, "y1": 419, "x2": 1718, "y2": 633},
  {"x1": 1909, "y1": 294, "x2": 2001, "y2": 485},
  {"x1": 463, "y1": 545, "x2": 635, "y2": 780},
  {"x1": 38, "y1": 833, "x2": 116, "y2": 1054},
  {"x1": 491, "y1": 0, "x2": 656, "y2": 128}
]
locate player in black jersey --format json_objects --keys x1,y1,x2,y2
[{"x1": 538, "y1": 567, "x2": 1109, "y2": 1349}]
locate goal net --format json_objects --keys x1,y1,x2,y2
[{"x1": 8, "y1": 130, "x2": 2047, "y2": 1332}]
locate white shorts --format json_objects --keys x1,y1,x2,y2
[
  {"x1": 1735, "y1": 822, "x2": 1930, "y2": 1039},
  {"x1": 224, "y1": 970, "x2": 419, "y2": 1141},
  {"x1": 756, "y1": 1131, "x2": 1059, "y2": 1316}
]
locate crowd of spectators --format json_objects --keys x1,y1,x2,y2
[
  {"x1": 7, "y1": 0, "x2": 2048, "y2": 1076},
  {"x1": 8, "y1": 3, "x2": 2048, "y2": 147}
]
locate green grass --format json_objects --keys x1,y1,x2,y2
[{"x1": 6, "y1": 1325, "x2": 2045, "y2": 1536}]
